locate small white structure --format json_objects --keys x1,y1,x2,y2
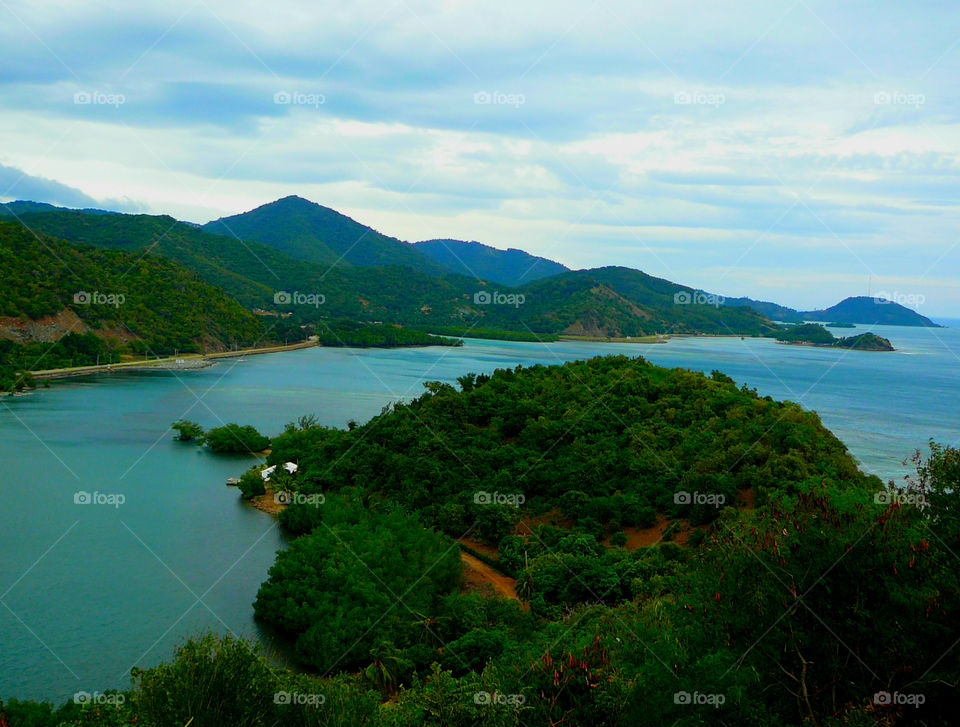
[{"x1": 261, "y1": 461, "x2": 299, "y2": 481}]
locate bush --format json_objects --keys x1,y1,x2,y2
[
  {"x1": 171, "y1": 419, "x2": 204, "y2": 442},
  {"x1": 238, "y1": 466, "x2": 266, "y2": 499},
  {"x1": 204, "y1": 423, "x2": 270, "y2": 453},
  {"x1": 134, "y1": 633, "x2": 277, "y2": 727},
  {"x1": 610, "y1": 530, "x2": 628, "y2": 547}
]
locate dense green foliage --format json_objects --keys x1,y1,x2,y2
[
  {"x1": 412, "y1": 325, "x2": 560, "y2": 342},
  {"x1": 0, "y1": 334, "x2": 116, "y2": 392},
  {"x1": 315, "y1": 320, "x2": 462, "y2": 348},
  {"x1": 771, "y1": 323, "x2": 895, "y2": 350},
  {"x1": 171, "y1": 419, "x2": 204, "y2": 441},
  {"x1": 273, "y1": 356, "x2": 865, "y2": 541},
  {"x1": 14, "y1": 209, "x2": 778, "y2": 339},
  {"x1": 7, "y1": 440, "x2": 958, "y2": 726},
  {"x1": 0, "y1": 220, "x2": 262, "y2": 358},
  {"x1": 202, "y1": 195, "x2": 446, "y2": 274},
  {"x1": 771, "y1": 322, "x2": 837, "y2": 344},
  {"x1": 203, "y1": 423, "x2": 270, "y2": 453},
  {"x1": 4, "y1": 352, "x2": 959, "y2": 726},
  {"x1": 254, "y1": 496, "x2": 464, "y2": 673}
]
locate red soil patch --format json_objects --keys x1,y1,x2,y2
[{"x1": 460, "y1": 552, "x2": 524, "y2": 606}]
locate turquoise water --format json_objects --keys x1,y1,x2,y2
[{"x1": 1, "y1": 325, "x2": 958, "y2": 702}]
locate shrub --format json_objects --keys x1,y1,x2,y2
[{"x1": 204, "y1": 423, "x2": 270, "y2": 453}]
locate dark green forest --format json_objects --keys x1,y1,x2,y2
[{"x1": 6, "y1": 356, "x2": 956, "y2": 726}]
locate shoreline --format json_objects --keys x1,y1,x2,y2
[{"x1": 29, "y1": 340, "x2": 320, "y2": 381}]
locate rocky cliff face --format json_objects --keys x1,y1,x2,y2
[{"x1": 0, "y1": 309, "x2": 89, "y2": 343}]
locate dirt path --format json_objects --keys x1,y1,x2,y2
[{"x1": 460, "y1": 552, "x2": 521, "y2": 602}]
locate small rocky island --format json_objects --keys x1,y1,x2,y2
[{"x1": 771, "y1": 323, "x2": 895, "y2": 351}]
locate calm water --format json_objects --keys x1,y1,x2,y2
[{"x1": 1, "y1": 325, "x2": 958, "y2": 702}]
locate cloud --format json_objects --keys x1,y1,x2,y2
[{"x1": 0, "y1": 163, "x2": 146, "y2": 213}]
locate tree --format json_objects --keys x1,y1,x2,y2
[
  {"x1": 204, "y1": 423, "x2": 270, "y2": 453},
  {"x1": 171, "y1": 419, "x2": 204, "y2": 442}
]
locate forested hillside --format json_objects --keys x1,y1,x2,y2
[
  {"x1": 0, "y1": 221, "x2": 262, "y2": 363},
  {"x1": 7, "y1": 356, "x2": 956, "y2": 726}
]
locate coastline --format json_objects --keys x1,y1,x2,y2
[{"x1": 30, "y1": 340, "x2": 320, "y2": 381}]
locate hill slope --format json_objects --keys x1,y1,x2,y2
[
  {"x1": 413, "y1": 238, "x2": 568, "y2": 285},
  {"x1": 202, "y1": 195, "x2": 444, "y2": 274},
  {"x1": 0, "y1": 220, "x2": 262, "y2": 354},
  {"x1": 18, "y1": 209, "x2": 778, "y2": 338},
  {"x1": 803, "y1": 296, "x2": 939, "y2": 327}
]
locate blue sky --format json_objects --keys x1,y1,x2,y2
[{"x1": 1, "y1": 0, "x2": 958, "y2": 314}]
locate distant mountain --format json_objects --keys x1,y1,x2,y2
[
  {"x1": 201, "y1": 195, "x2": 444, "y2": 275},
  {"x1": 1, "y1": 200, "x2": 112, "y2": 216},
  {"x1": 0, "y1": 220, "x2": 262, "y2": 353},
  {"x1": 803, "y1": 296, "x2": 939, "y2": 327},
  {"x1": 489, "y1": 266, "x2": 778, "y2": 337},
  {"x1": 412, "y1": 238, "x2": 568, "y2": 286},
  {"x1": 723, "y1": 296, "x2": 804, "y2": 322},
  {"x1": 9, "y1": 209, "x2": 776, "y2": 339}
]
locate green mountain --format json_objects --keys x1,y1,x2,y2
[
  {"x1": 0, "y1": 220, "x2": 262, "y2": 354},
  {"x1": 495, "y1": 266, "x2": 777, "y2": 337},
  {"x1": 15, "y1": 209, "x2": 777, "y2": 338},
  {"x1": 201, "y1": 195, "x2": 445, "y2": 274},
  {"x1": 412, "y1": 238, "x2": 569, "y2": 286},
  {"x1": 803, "y1": 296, "x2": 939, "y2": 327},
  {"x1": 723, "y1": 296, "x2": 804, "y2": 322}
]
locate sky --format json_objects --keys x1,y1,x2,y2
[{"x1": 1, "y1": 0, "x2": 958, "y2": 314}]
